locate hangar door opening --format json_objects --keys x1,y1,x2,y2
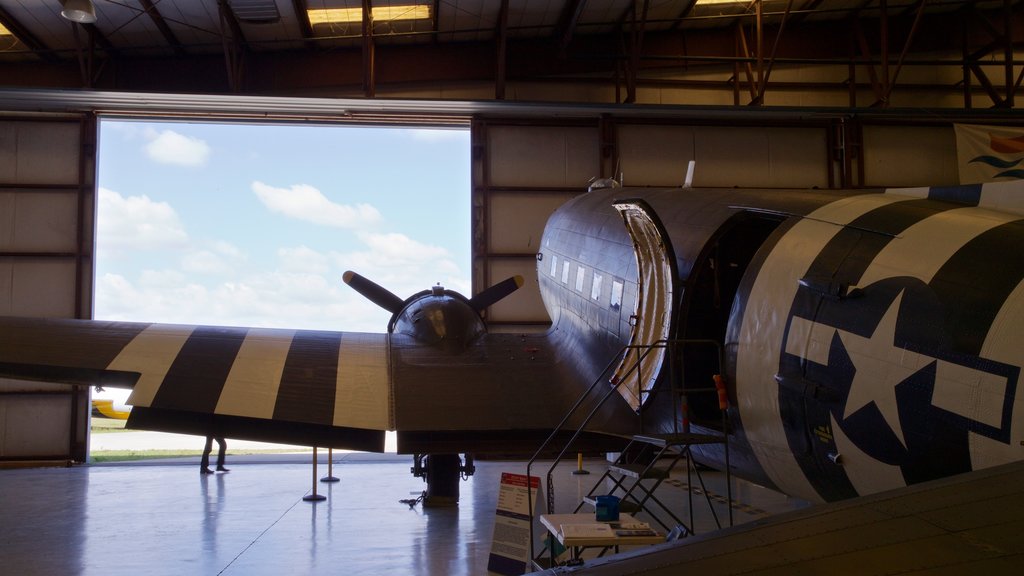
[{"x1": 91, "y1": 119, "x2": 471, "y2": 453}]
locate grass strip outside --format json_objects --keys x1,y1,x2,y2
[{"x1": 91, "y1": 448, "x2": 313, "y2": 463}]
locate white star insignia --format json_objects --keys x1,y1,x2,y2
[{"x1": 837, "y1": 291, "x2": 934, "y2": 447}]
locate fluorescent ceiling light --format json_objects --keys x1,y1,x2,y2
[
  {"x1": 695, "y1": 0, "x2": 748, "y2": 5},
  {"x1": 307, "y1": 5, "x2": 431, "y2": 25}
]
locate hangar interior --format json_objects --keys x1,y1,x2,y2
[
  {"x1": 2, "y1": 0, "x2": 1024, "y2": 574},
  {"x1": 0, "y1": 100, "x2": 980, "y2": 462}
]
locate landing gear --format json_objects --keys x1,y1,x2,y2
[{"x1": 411, "y1": 453, "x2": 475, "y2": 506}]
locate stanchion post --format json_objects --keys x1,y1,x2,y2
[
  {"x1": 321, "y1": 447, "x2": 340, "y2": 483},
  {"x1": 303, "y1": 447, "x2": 327, "y2": 502},
  {"x1": 571, "y1": 452, "x2": 590, "y2": 475}
]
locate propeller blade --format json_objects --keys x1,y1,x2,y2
[
  {"x1": 343, "y1": 271, "x2": 406, "y2": 314},
  {"x1": 469, "y1": 275, "x2": 524, "y2": 312}
]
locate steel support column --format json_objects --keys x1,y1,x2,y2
[
  {"x1": 1003, "y1": 0, "x2": 1015, "y2": 108},
  {"x1": 471, "y1": 118, "x2": 491, "y2": 296},
  {"x1": 756, "y1": 0, "x2": 764, "y2": 104},
  {"x1": 880, "y1": 0, "x2": 890, "y2": 104},
  {"x1": 853, "y1": 19, "x2": 886, "y2": 106},
  {"x1": 362, "y1": 0, "x2": 375, "y2": 97},
  {"x1": 736, "y1": 23, "x2": 758, "y2": 103},
  {"x1": 599, "y1": 114, "x2": 618, "y2": 180},
  {"x1": 755, "y1": 0, "x2": 795, "y2": 105},
  {"x1": 70, "y1": 23, "x2": 95, "y2": 89},
  {"x1": 962, "y1": 0, "x2": 1017, "y2": 108},
  {"x1": 624, "y1": 0, "x2": 650, "y2": 104},
  {"x1": 218, "y1": 0, "x2": 246, "y2": 92},
  {"x1": 496, "y1": 0, "x2": 509, "y2": 100},
  {"x1": 882, "y1": 0, "x2": 929, "y2": 105}
]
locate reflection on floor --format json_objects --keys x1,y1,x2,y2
[{"x1": 0, "y1": 454, "x2": 808, "y2": 575}]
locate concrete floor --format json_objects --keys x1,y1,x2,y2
[{"x1": 0, "y1": 452, "x2": 807, "y2": 575}]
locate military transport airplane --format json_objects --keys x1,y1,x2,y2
[{"x1": 1, "y1": 181, "x2": 1022, "y2": 506}]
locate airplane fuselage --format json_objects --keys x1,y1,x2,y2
[{"x1": 536, "y1": 184, "x2": 1024, "y2": 503}]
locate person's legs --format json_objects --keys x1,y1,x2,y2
[
  {"x1": 215, "y1": 437, "x2": 229, "y2": 472},
  {"x1": 201, "y1": 435, "x2": 214, "y2": 474}
]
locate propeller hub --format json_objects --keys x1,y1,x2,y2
[
  {"x1": 391, "y1": 290, "x2": 485, "y2": 351},
  {"x1": 343, "y1": 271, "x2": 523, "y2": 351}
]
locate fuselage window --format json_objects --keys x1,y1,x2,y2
[
  {"x1": 575, "y1": 266, "x2": 586, "y2": 292},
  {"x1": 561, "y1": 261, "x2": 571, "y2": 284},
  {"x1": 610, "y1": 280, "x2": 623, "y2": 311},
  {"x1": 550, "y1": 255, "x2": 558, "y2": 277},
  {"x1": 592, "y1": 273, "x2": 603, "y2": 301}
]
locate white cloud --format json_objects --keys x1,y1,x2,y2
[
  {"x1": 96, "y1": 268, "x2": 393, "y2": 332},
  {"x1": 211, "y1": 240, "x2": 245, "y2": 260},
  {"x1": 96, "y1": 229, "x2": 469, "y2": 332},
  {"x1": 355, "y1": 232, "x2": 451, "y2": 264},
  {"x1": 252, "y1": 181, "x2": 382, "y2": 228},
  {"x1": 181, "y1": 250, "x2": 230, "y2": 275},
  {"x1": 145, "y1": 129, "x2": 211, "y2": 167},
  {"x1": 96, "y1": 204, "x2": 466, "y2": 332},
  {"x1": 337, "y1": 232, "x2": 465, "y2": 297},
  {"x1": 179, "y1": 242, "x2": 246, "y2": 276},
  {"x1": 139, "y1": 269, "x2": 187, "y2": 287},
  {"x1": 277, "y1": 245, "x2": 330, "y2": 275},
  {"x1": 96, "y1": 272, "x2": 211, "y2": 325},
  {"x1": 97, "y1": 188, "x2": 189, "y2": 254}
]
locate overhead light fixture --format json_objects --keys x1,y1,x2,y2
[
  {"x1": 0, "y1": 22, "x2": 12, "y2": 36},
  {"x1": 307, "y1": 4, "x2": 431, "y2": 26},
  {"x1": 61, "y1": 0, "x2": 98, "y2": 24},
  {"x1": 229, "y1": 0, "x2": 281, "y2": 24},
  {"x1": 694, "y1": 0, "x2": 748, "y2": 5}
]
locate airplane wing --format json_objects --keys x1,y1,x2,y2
[
  {"x1": 0, "y1": 314, "x2": 637, "y2": 454},
  {"x1": 0, "y1": 316, "x2": 390, "y2": 451}
]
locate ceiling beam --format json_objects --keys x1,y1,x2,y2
[
  {"x1": 496, "y1": 0, "x2": 509, "y2": 99},
  {"x1": 217, "y1": 0, "x2": 247, "y2": 92},
  {"x1": 82, "y1": 23, "x2": 116, "y2": 53},
  {"x1": 754, "y1": 0, "x2": 795, "y2": 105},
  {"x1": 883, "y1": 0, "x2": 929, "y2": 104},
  {"x1": 217, "y1": 0, "x2": 248, "y2": 46},
  {"x1": 669, "y1": 0, "x2": 699, "y2": 32},
  {"x1": 0, "y1": 5, "x2": 59, "y2": 63},
  {"x1": 3, "y1": 4, "x2": 1024, "y2": 98},
  {"x1": 432, "y1": 0, "x2": 440, "y2": 44},
  {"x1": 139, "y1": 0, "x2": 186, "y2": 56},
  {"x1": 624, "y1": 0, "x2": 651, "y2": 104},
  {"x1": 789, "y1": 0, "x2": 826, "y2": 25},
  {"x1": 554, "y1": 0, "x2": 588, "y2": 55},
  {"x1": 292, "y1": 0, "x2": 312, "y2": 38},
  {"x1": 362, "y1": 0, "x2": 375, "y2": 97}
]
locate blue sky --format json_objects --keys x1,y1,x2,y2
[{"x1": 95, "y1": 120, "x2": 471, "y2": 333}]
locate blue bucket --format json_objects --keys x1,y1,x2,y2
[{"x1": 595, "y1": 495, "x2": 620, "y2": 521}]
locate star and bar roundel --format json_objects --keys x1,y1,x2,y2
[{"x1": 737, "y1": 191, "x2": 1024, "y2": 502}]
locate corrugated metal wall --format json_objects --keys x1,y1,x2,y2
[
  {"x1": 0, "y1": 115, "x2": 95, "y2": 463},
  {"x1": 473, "y1": 115, "x2": 960, "y2": 330}
]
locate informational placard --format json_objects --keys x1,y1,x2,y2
[{"x1": 487, "y1": 472, "x2": 542, "y2": 575}]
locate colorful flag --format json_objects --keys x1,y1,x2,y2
[{"x1": 955, "y1": 123, "x2": 1024, "y2": 184}]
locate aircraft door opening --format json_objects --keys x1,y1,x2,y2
[
  {"x1": 611, "y1": 201, "x2": 675, "y2": 412},
  {"x1": 684, "y1": 213, "x2": 784, "y2": 423}
]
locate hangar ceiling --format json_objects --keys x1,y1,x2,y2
[{"x1": 0, "y1": 0, "x2": 1022, "y2": 108}]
